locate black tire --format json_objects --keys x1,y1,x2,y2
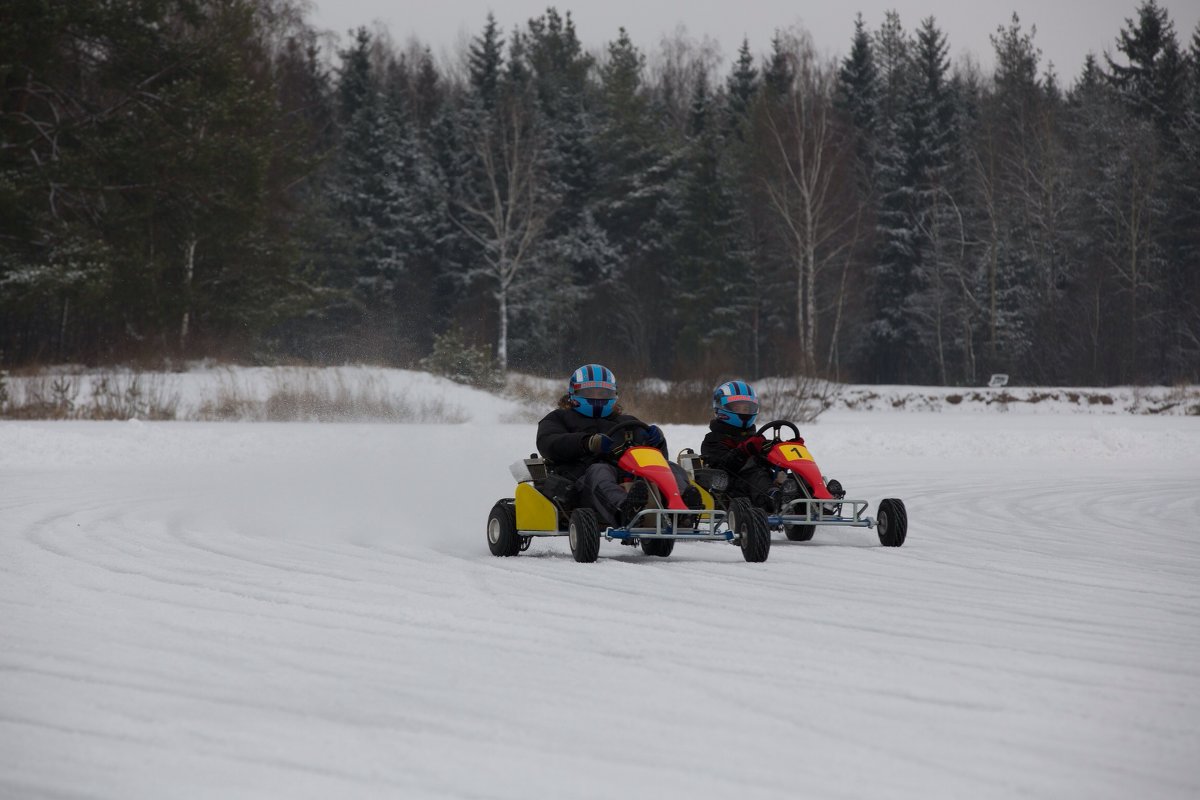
[
  {"x1": 730, "y1": 498, "x2": 770, "y2": 563},
  {"x1": 876, "y1": 498, "x2": 908, "y2": 547},
  {"x1": 569, "y1": 508, "x2": 602, "y2": 563},
  {"x1": 781, "y1": 474, "x2": 816, "y2": 541},
  {"x1": 640, "y1": 537, "x2": 675, "y2": 557},
  {"x1": 487, "y1": 500, "x2": 521, "y2": 557},
  {"x1": 784, "y1": 524, "x2": 815, "y2": 542}
]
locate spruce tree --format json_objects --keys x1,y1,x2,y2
[
  {"x1": 590, "y1": 29, "x2": 681, "y2": 374},
  {"x1": 468, "y1": 13, "x2": 504, "y2": 110},
  {"x1": 836, "y1": 13, "x2": 880, "y2": 184},
  {"x1": 671, "y1": 71, "x2": 752, "y2": 372},
  {"x1": 725, "y1": 39, "x2": 759, "y2": 138},
  {"x1": 862, "y1": 12, "x2": 916, "y2": 382},
  {"x1": 1106, "y1": 0, "x2": 1186, "y2": 136}
]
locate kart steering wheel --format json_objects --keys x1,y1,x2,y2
[
  {"x1": 756, "y1": 420, "x2": 801, "y2": 453},
  {"x1": 603, "y1": 420, "x2": 653, "y2": 455}
]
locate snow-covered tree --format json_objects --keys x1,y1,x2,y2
[
  {"x1": 588, "y1": 28, "x2": 682, "y2": 374},
  {"x1": 451, "y1": 25, "x2": 559, "y2": 372},
  {"x1": 836, "y1": 13, "x2": 880, "y2": 187}
]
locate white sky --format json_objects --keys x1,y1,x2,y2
[{"x1": 307, "y1": 0, "x2": 1200, "y2": 81}]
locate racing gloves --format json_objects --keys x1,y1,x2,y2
[
  {"x1": 587, "y1": 434, "x2": 614, "y2": 454},
  {"x1": 739, "y1": 434, "x2": 767, "y2": 457},
  {"x1": 641, "y1": 425, "x2": 664, "y2": 447}
]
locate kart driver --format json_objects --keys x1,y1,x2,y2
[
  {"x1": 536, "y1": 363, "x2": 701, "y2": 527},
  {"x1": 700, "y1": 380, "x2": 779, "y2": 512}
]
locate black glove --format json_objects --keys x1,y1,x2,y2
[
  {"x1": 587, "y1": 434, "x2": 614, "y2": 454},
  {"x1": 642, "y1": 425, "x2": 664, "y2": 447}
]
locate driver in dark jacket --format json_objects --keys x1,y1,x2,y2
[
  {"x1": 537, "y1": 363, "x2": 698, "y2": 526},
  {"x1": 701, "y1": 380, "x2": 778, "y2": 511}
]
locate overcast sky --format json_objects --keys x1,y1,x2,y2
[{"x1": 307, "y1": 0, "x2": 1200, "y2": 82}]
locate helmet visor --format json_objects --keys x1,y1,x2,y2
[
  {"x1": 576, "y1": 385, "x2": 617, "y2": 400},
  {"x1": 725, "y1": 399, "x2": 758, "y2": 415}
]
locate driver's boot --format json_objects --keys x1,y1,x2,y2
[
  {"x1": 676, "y1": 486, "x2": 704, "y2": 529},
  {"x1": 617, "y1": 481, "x2": 649, "y2": 527}
]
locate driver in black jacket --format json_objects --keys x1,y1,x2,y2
[
  {"x1": 701, "y1": 379, "x2": 778, "y2": 511},
  {"x1": 537, "y1": 363, "x2": 699, "y2": 526}
]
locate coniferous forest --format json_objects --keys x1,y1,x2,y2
[{"x1": 2, "y1": 0, "x2": 1198, "y2": 385}]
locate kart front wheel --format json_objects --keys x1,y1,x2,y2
[
  {"x1": 876, "y1": 498, "x2": 908, "y2": 547},
  {"x1": 641, "y1": 538, "x2": 674, "y2": 557},
  {"x1": 487, "y1": 500, "x2": 521, "y2": 557},
  {"x1": 569, "y1": 508, "x2": 602, "y2": 563},
  {"x1": 784, "y1": 523, "x2": 815, "y2": 542},
  {"x1": 730, "y1": 498, "x2": 770, "y2": 563}
]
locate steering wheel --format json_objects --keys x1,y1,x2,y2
[
  {"x1": 755, "y1": 420, "x2": 801, "y2": 454},
  {"x1": 603, "y1": 419, "x2": 653, "y2": 456}
]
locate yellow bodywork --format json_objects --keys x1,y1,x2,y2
[
  {"x1": 690, "y1": 480, "x2": 716, "y2": 521},
  {"x1": 515, "y1": 482, "x2": 559, "y2": 531},
  {"x1": 630, "y1": 448, "x2": 669, "y2": 468}
]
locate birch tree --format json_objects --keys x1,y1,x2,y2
[
  {"x1": 757, "y1": 30, "x2": 855, "y2": 372},
  {"x1": 452, "y1": 35, "x2": 558, "y2": 372}
]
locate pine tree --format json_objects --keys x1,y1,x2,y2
[
  {"x1": 332, "y1": 52, "x2": 424, "y2": 360},
  {"x1": 589, "y1": 28, "x2": 681, "y2": 374},
  {"x1": 468, "y1": 13, "x2": 504, "y2": 110},
  {"x1": 1159, "y1": 21, "x2": 1200, "y2": 379},
  {"x1": 762, "y1": 33, "x2": 793, "y2": 98},
  {"x1": 725, "y1": 39, "x2": 759, "y2": 137},
  {"x1": 836, "y1": 13, "x2": 880, "y2": 184},
  {"x1": 520, "y1": 7, "x2": 604, "y2": 371},
  {"x1": 0, "y1": 0, "x2": 320, "y2": 362},
  {"x1": 1106, "y1": 0, "x2": 1186, "y2": 137},
  {"x1": 861, "y1": 12, "x2": 917, "y2": 382},
  {"x1": 1096, "y1": 1, "x2": 1184, "y2": 379},
  {"x1": 670, "y1": 71, "x2": 753, "y2": 372},
  {"x1": 903, "y1": 17, "x2": 964, "y2": 384}
]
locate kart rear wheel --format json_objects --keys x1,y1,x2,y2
[
  {"x1": 876, "y1": 498, "x2": 908, "y2": 547},
  {"x1": 730, "y1": 498, "x2": 770, "y2": 563},
  {"x1": 784, "y1": 524, "x2": 815, "y2": 542},
  {"x1": 640, "y1": 538, "x2": 674, "y2": 557},
  {"x1": 569, "y1": 508, "x2": 602, "y2": 563},
  {"x1": 487, "y1": 500, "x2": 520, "y2": 557}
]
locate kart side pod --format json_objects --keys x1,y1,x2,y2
[{"x1": 515, "y1": 482, "x2": 558, "y2": 532}]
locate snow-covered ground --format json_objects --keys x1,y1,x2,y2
[
  {"x1": 2, "y1": 375, "x2": 1198, "y2": 799},
  {"x1": 3, "y1": 364, "x2": 1197, "y2": 420}
]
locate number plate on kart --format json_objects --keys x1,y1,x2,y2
[{"x1": 776, "y1": 444, "x2": 813, "y2": 462}]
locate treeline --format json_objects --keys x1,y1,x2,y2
[{"x1": 2, "y1": 0, "x2": 1198, "y2": 385}]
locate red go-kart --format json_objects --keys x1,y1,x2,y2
[{"x1": 682, "y1": 420, "x2": 907, "y2": 547}]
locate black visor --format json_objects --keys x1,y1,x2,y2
[{"x1": 576, "y1": 386, "x2": 616, "y2": 400}]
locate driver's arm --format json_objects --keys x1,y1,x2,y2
[
  {"x1": 702, "y1": 435, "x2": 748, "y2": 472},
  {"x1": 536, "y1": 414, "x2": 591, "y2": 462}
]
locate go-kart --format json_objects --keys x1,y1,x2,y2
[
  {"x1": 681, "y1": 420, "x2": 907, "y2": 547},
  {"x1": 487, "y1": 421, "x2": 770, "y2": 563}
]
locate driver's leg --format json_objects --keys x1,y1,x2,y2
[
  {"x1": 669, "y1": 463, "x2": 703, "y2": 509},
  {"x1": 741, "y1": 464, "x2": 777, "y2": 511},
  {"x1": 578, "y1": 462, "x2": 627, "y2": 526}
]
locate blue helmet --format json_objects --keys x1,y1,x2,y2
[
  {"x1": 568, "y1": 364, "x2": 618, "y2": 418},
  {"x1": 713, "y1": 380, "x2": 759, "y2": 429}
]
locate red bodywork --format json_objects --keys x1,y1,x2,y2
[
  {"x1": 765, "y1": 440, "x2": 834, "y2": 500},
  {"x1": 616, "y1": 447, "x2": 688, "y2": 509}
]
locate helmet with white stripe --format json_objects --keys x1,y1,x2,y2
[
  {"x1": 568, "y1": 364, "x2": 618, "y2": 418},
  {"x1": 713, "y1": 380, "x2": 759, "y2": 429}
]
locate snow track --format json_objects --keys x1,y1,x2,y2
[{"x1": 1, "y1": 416, "x2": 1198, "y2": 799}]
